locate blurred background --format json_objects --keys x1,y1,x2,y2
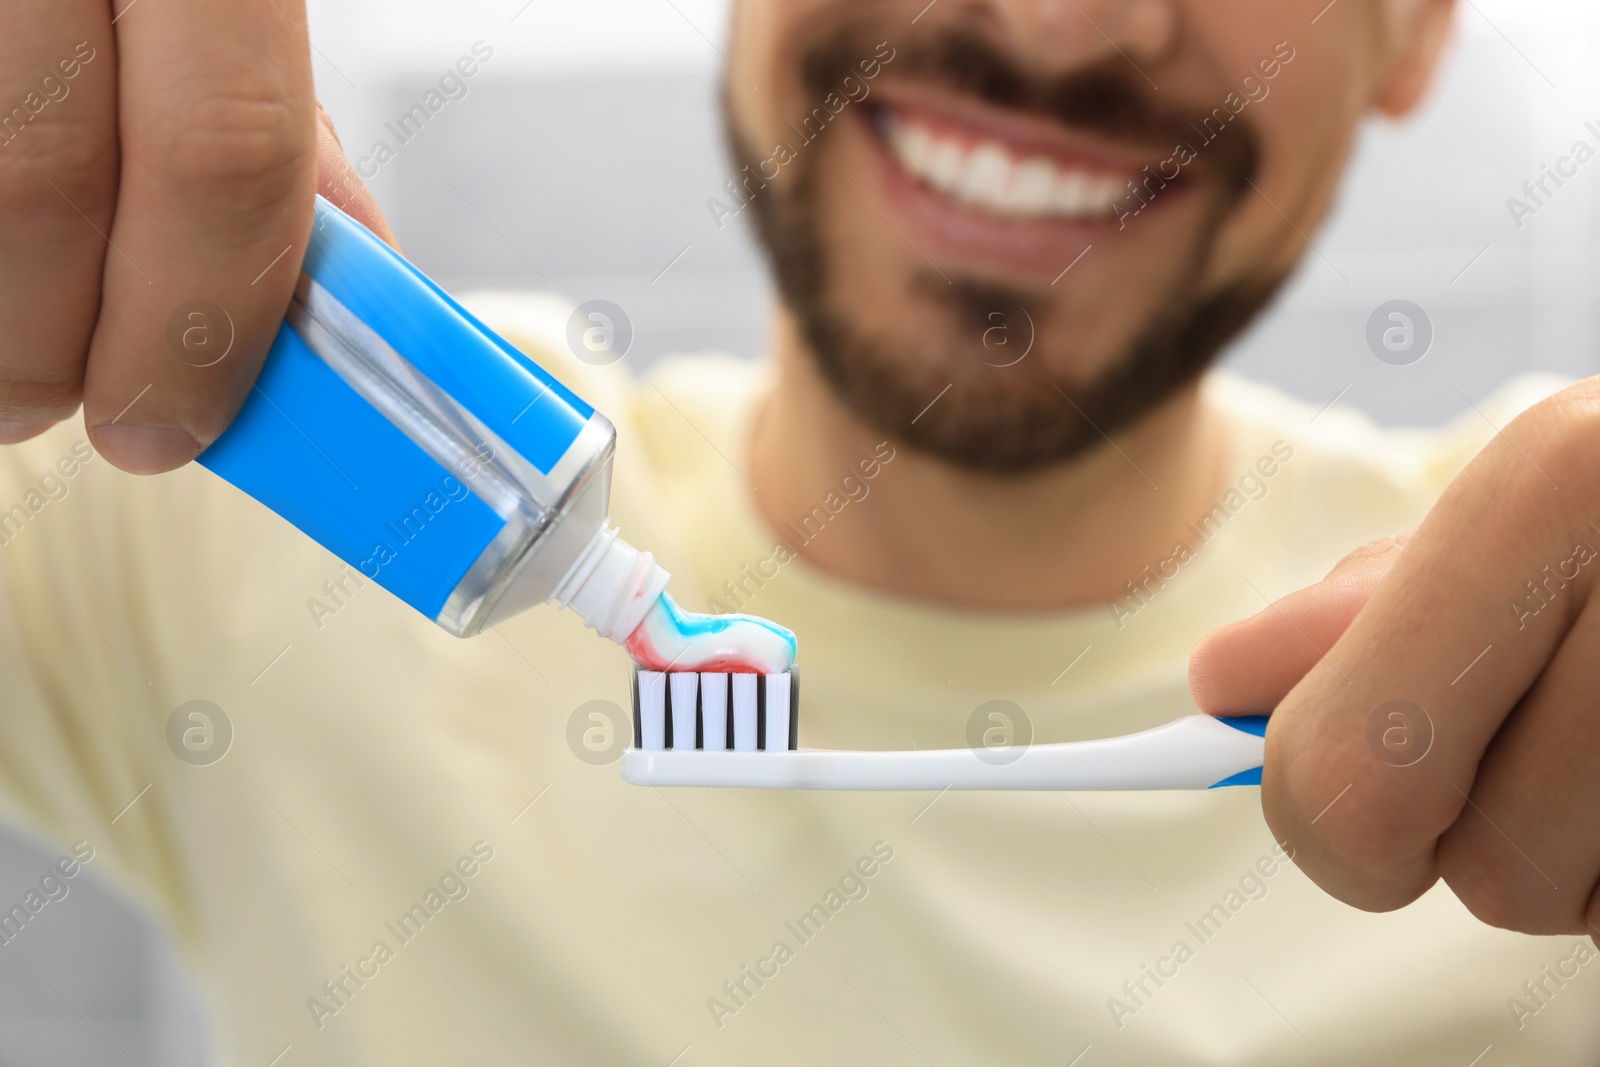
[
  {"x1": 309, "y1": 0, "x2": 1600, "y2": 426},
  {"x1": 6, "y1": 0, "x2": 1600, "y2": 1061}
]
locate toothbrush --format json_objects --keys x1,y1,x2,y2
[
  {"x1": 207, "y1": 193, "x2": 1255, "y2": 781},
  {"x1": 621, "y1": 668, "x2": 1267, "y2": 790}
]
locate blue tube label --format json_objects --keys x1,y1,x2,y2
[
  {"x1": 199, "y1": 198, "x2": 598, "y2": 621},
  {"x1": 303, "y1": 201, "x2": 592, "y2": 474},
  {"x1": 201, "y1": 326, "x2": 506, "y2": 619}
]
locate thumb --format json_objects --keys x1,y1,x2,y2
[
  {"x1": 314, "y1": 102, "x2": 400, "y2": 250},
  {"x1": 1189, "y1": 532, "x2": 1414, "y2": 715}
]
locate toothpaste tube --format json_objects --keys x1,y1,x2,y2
[{"x1": 199, "y1": 196, "x2": 669, "y2": 642}]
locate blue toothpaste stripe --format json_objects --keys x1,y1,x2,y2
[
  {"x1": 656, "y1": 592, "x2": 799, "y2": 658},
  {"x1": 199, "y1": 324, "x2": 504, "y2": 619}
]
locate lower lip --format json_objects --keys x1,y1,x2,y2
[{"x1": 862, "y1": 109, "x2": 1190, "y2": 280}]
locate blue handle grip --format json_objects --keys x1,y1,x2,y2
[{"x1": 1207, "y1": 715, "x2": 1268, "y2": 787}]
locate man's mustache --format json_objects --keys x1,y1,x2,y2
[{"x1": 803, "y1": 24, "x2": 1258, "y2": 193}]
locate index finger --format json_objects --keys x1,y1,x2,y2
[
  {"x1": 1264, "y1": 384, "x2": 1600, "y2": 912},
  {"x1": 84, "y1": 0, "x2": 317, "y2": 473}
]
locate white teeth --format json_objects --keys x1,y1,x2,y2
[
  {"x1": 1010, "y1": 158, "x2": 1056, "y2": 213},
  {"x1": 897, "y1": 121, "x2": 934, "y2": 175},
  {"x1": 925, "y1": 136, "x2": 966, "y2": 190},
  {"x1": 883, "y1": 111, "x2": 1130, "y2": 220},
  {"x1": 1055, "y1": 170, "x2": 1091, "y2": 215},
  {"x1": 961, "y1": 143, "x2": 1013, "y2": 204}
]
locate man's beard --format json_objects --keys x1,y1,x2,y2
[{"x1": 728, "y1": 27, "x2": 1291, "y2": 473}]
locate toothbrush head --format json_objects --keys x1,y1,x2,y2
[{"x1": 629, "y1": 667, "x2": 800, "y2": 753}]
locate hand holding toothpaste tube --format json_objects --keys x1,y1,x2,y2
[
  {"x1": 1190, "y1": 382, "x2": 1600, "y2": 943},
  {"x1": 0, "y1": 8, "x2": 795, "y2": 667},
  {"x1": 0, "y1": 0, "x2": 393, "y2": 474}
]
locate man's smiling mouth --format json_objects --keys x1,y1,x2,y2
[
  {"x1": 853, "y1": 83, "x2": 1196, "y2": 279},
  {"x1": 876, "y1": 105, "x2": 1130, "y2": 221},
  {"x1": 866, "y1": 84, "x2": 1190, "y2": 228}
]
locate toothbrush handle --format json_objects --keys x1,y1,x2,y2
[
  {"x1": 972, "y1": 713, "x2": 1267, "y2": 790},
  {"x1": 619, "y1": 715, "x2": 1268, "y2": 791},
  {"x1": 931, "y1": 714, "x2": 1267, "y2": 790}
]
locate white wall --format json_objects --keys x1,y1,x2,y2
[{"x1": 1225, "y1": 0, "x2": 1600, "y2": 423}]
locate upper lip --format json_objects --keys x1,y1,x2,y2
[{"x1": 868, "y1": 81, "x2": 1173, "y2": 179}]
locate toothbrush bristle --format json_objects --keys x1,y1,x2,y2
[
  {"x1": 635, "y1": 671, "x2": 666, "y2": 750},
  {"x1": 700, "y1": 671, "x2": 729, "y2": 749},
  {"x1": 631, "y1": 668, "x2": 799, "y2": 752},
  {"x1": 733, "y1": 673, "x2": 757, "y2": 751}
]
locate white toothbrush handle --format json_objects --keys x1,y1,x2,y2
[{"x1": 620, "y1": 715, "x2": 1266, "y2": 791}]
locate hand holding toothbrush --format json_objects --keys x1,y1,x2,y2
[{"x1": 1191, "y1": 382, "x2": 1600, "y2": 942}]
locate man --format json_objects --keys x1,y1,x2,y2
[{"x1": 2, "y1": 0, "x2": 1597, "y2": 1062}]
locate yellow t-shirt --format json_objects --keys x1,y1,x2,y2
[{"x1": 0, "y1": 290, "x2": 1592, "y2": 1065}]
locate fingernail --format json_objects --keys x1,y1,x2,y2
[
  {"x1": 91, "y1": 423, "x2": 201, "y2": 474},
  {"x1": 0, "y1": 420, "x2": 56, "y2": 444}
]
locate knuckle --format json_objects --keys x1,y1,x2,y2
[
  {"x1": 0, "y1": 117, "x2": 116, "y2": 224},
  {"x1": 141, "y1": 93, "x2": 312, "y2": 214},
  {"x1": 1438, "y1": 835, "x2": 1531, "y2": 931},
  {"x1": 1297, "y1": 816, "x2": 1414, "y2": 900},
  {"x1": 1438, "y1": 824, "x2": 1577, "y2": 935},
  {"x1": 1329, "y1": 532, "x2": 1409, "y2": 575},
  {"x1": 0, "y1": 375, "x2": 84, "y2": 422},
  {"x1": 1510, "y1": 382, "x2": 1600, "y2": 495},
  {"x1": 1269, "y1": 742, "x2": 1449, "y2": 908}
]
